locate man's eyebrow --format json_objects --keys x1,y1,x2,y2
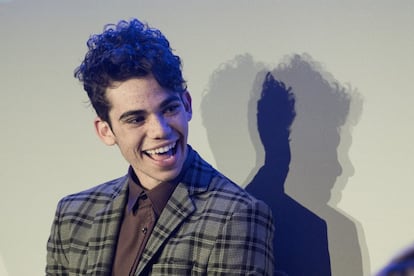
[
  {"x1": 119, "y1": 110, "x2": 145, "y2": 121},
  {"x1": 159, "y1": 94, "x2": 182, "y2": 108},
  {"x1": 118, "y1": 94, "x2": 182, "y2": 122}
]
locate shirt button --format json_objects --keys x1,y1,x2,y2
[{"x1": 142, "y1": 227, "x2": 148, "y2": 234}]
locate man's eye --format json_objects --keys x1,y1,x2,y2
[
  {"x1": 126, "y1": 117, "x2": 144, "y2": 124},
  {"x1": 164, "y1": 104, "x2": 180, "y2": 114}
]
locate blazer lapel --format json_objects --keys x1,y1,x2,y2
[
  {"x1": 87, "y1": 178, "x2": 128, "y2": 274},
  {"x1": 135, "y1": 182, "x2": 195, "y2": 275}
]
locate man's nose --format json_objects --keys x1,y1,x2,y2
[{"x1": 148, "y1": 115, "x2": 171, "y2": 138}]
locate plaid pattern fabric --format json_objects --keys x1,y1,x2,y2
[{"x1": 46, "y1": 147, "x2": 275, "y2": 275}]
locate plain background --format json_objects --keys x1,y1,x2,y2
[{"x1": 1, "y1": 0, "x2": 413, "y2": 275}]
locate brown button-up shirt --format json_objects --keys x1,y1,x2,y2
[{"x1": 112, "y1": 168, "x2": 176, "y2": 276}]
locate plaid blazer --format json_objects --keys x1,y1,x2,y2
[{"x1": 46, "y1": 148, "x2": 274, "y2": 275}]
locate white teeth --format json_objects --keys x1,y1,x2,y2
[{"x1": 145, "y1": 142, "x2": 176, "y2": 155}]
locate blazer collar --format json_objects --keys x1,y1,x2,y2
[
  {"x1": 134, "y1": 182, "x2": 195, "y2": 275},
  {"x1": 87, "y1": 175, "x2": 129, "y2": 274},
  {"x1": 135, "y1": 146, "x2": 216, "y2": 275}
]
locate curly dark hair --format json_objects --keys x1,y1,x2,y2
[{"x1": 74, "y1": 18, "x2": 187, "y2": 123}]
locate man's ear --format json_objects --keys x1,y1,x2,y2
[
  {"x1": 182, "y1": 91, "x2": 192, "y2": 121},
  {"x1": 94, "y1": 117, "x2": 116, "y2": 146}
]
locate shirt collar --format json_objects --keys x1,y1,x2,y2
[{"x1": 126, "y1": 145, "x2": 194, "y2": 216}]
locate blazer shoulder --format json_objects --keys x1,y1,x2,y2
[
  {"x1": 57, "y1": 175, "x2": 128, "y2": 213},
  {"x1": 187, "y1": 149, "x2": 265, "y2": 209},
  {"x1": 207, "y1": 173, "x2": 273, "y2": 216}
]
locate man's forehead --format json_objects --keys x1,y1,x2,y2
[{"x1": 107, "y1": 87, "x2": 182, "y2": 115}]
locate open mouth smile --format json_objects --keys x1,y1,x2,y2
[{"x1": 144, "y1": 142, "x2": 177, "y2": 159}]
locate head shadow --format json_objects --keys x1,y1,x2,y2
[
  {"x1": 270, "y1": 54, "x2": 367, "y2": 275},
  {"x1": 201, "y1": 53, "x2": 367, "y2": 275},
  {"x1": 201, "y1": 54, "x2": 266, "y2": 185},
  {"x1": 272, "y1": 54, "x2": 362, "y2": 208}
]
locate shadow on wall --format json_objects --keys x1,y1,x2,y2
[{"x1": 201, "y1": 54, "x2": 368, "y2": 276}]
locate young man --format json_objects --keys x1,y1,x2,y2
[{"x1": 46, "y1": 18, "x2": 274, "y2": 275}]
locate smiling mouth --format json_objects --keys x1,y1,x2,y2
[{"x1": 144, "y1": 142, "x2": 177, "y2": 160}]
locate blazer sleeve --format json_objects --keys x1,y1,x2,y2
[
  {"x1": 207, "y1": 199, "x2": 275, "y2": 275},
  {"x1": 46, "y1": 200, "x2": 69, "y2": 275}
]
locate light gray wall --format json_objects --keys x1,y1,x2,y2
[{"x1": 1, "y1": 1, "x2": 413, "y2": 275}]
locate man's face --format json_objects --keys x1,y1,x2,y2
[{"x1": 95, "y1": 75, "x2": 192, "y2": 189}]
